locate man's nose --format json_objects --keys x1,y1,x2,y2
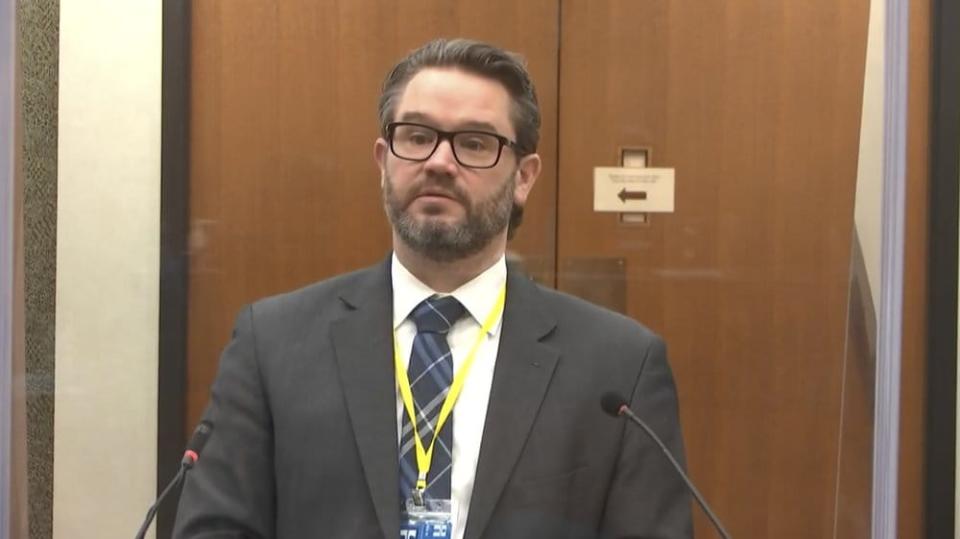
[{"x1": 423, "y1": 138, "x2": 459, "y2": 174}]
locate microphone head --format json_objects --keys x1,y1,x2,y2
[
  {"x1": 182, "y1": 421, "x2": 215, "y2": 466},
  {"x1": 187, "y1": 421, "x2": 214, "y2": 454},
  {"x1": 600, "y1": 392, "x2": 628, "y2": 417}
]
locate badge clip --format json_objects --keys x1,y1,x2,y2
[{"x1": 411, "y1": 488, "x2": 425, "y2": 507}]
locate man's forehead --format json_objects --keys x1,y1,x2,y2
[
  {"x1": 394, "y1": 67, "x2": 513, "y2": 133},
  {"x1": 396, "y1": 111, "x2": 501, "y2": 134}
]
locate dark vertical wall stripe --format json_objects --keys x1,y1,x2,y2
[
  {"x1": 926, "y1": 0, "x2": 960, "y2": 535},
  {"x1": 158, "y1": 0, "x2": 191, "y2": 537},
  {"x1": 17, "y1": 1, "x2": 58, "y2": 538}
]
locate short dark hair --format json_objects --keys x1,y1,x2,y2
[{"x1": 378, "y1": 38, "x2": 541, "y2": 157}]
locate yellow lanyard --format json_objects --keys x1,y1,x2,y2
[{"x1": 393, "y1": 284, "x2": 506, "y2": 500}]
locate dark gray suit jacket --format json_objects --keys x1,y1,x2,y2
[{"x1": 173, "y1": 259, "x2": 692, "y2": 538}]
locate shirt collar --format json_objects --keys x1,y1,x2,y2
[{"x1": 391, "y1": 252, "x2": 507, "y2": 336}]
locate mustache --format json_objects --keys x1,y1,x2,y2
[{"x1": 405, "y1": 177, "x2": 470, "y2": 206}]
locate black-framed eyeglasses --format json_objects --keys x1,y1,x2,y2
[{"x1": 386, "y1": 122, "x2": 520, "y2": 169}]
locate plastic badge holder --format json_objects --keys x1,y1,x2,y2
[{"x1": 400, "y1": 498, "x2": 453, "y2": 539}]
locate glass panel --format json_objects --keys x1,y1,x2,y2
[{"x1": 12, "y1": 1, "x2": 914, "y2": 538}]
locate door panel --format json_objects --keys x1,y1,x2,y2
[
  {"x1": 557, "y1": 1, "x2": 868, "y2": 537},
  {"x1": 188, "y1": 0, "x2": 560, "y2": 431}
]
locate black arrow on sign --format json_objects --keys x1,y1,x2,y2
[{"x1": 618, "y1": 188, "x2": 648, "y2": 202}]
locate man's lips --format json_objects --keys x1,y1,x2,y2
[{"x1": 413, "y1": 190, "x2": 460, "y2": 202}]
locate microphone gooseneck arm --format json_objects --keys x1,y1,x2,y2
[
  {"x1": 134, "y1": 466, "x2": 188, "y2": 539},
  {"x1": 134, "y1": 421, "x2": 214, "y2": 539},
  {"x1": 601, "y1": 392, "x2": 731, "y2": 539},
  {"x1": 616, "y1": 404, "x2": 731, "y2": 539}
]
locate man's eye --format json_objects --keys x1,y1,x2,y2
[
  {"x1": 460, "y1": 137, "x2": 492, "y2": 152},
  {"x1": 410, "y1": 132, "x2": 438, "y2": 145}
]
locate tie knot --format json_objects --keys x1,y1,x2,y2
[{"x1": 411, "y1": 295, "x2": 466, "y2": 334}]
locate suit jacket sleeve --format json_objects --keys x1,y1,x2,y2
[
  {"x1": 600, "y1": 336, "x2": 693, "y2": 538},
  {"x1": 173, "y1": 305, "x2": 277, "y2": 539}
]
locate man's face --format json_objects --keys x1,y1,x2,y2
[{"x1": 374, "y1": 67, "x2": 540, "y2": 262}]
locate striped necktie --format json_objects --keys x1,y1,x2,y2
[{"x1": 399, "y1": 295, "x2": 466, "y2": 503}]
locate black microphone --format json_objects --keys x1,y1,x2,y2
[
  {"x1": 135, "y1": 421, "x2": 214, "y2": 539},
  {"x1": 180, "y1": 420, "x2": 214, "y2": 468},
  {"x1": 601, "y1": 392, "x2": 731, "y2": 539}
]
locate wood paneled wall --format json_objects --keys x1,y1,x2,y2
[{"x1": 178, "y1": 1, "x2": 932, "y2": 537}]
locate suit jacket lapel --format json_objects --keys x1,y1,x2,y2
[
  {"x1": 330, "y1": 258, "x2": 400, "y2": 539},
  {"x1": 464, "y1": 269, "x2": 559, "y2": 539}
]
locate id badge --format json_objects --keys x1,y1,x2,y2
[{"x1": 400, "y1": 498, "x2": 453, "y2": 539}]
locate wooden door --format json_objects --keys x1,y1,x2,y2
[
  {"x1": 187, "y1": 0, "x2": 560, "y2": 429},
  {"x1": 556, "y1": 1, "x2": 869, "y2": 537}
]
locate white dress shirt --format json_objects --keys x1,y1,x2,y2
[{"x1": 392, "y1": 253, "x2": 506, "y2": 539}]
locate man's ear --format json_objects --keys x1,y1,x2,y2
[
  {"x1": 513, "y1": 153, "x2": 542, "y2": 206},
  {"x1": 374, "y1": 138, "x2": 388, "y2": 186}
]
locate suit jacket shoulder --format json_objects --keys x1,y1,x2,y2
[
  {"x1": 507, "y1": 273, "x2": 666, "y2": 377},
  {"x1": 237, "y1": 260, "x2": 391, "y2": 352},
  {"x1": 248, "y1": 260, "x2": 387, "y2": 322},
  {"x1": 527, "y1": 279, "x2": 660, "y2": 340}
]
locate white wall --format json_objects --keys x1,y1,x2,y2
[
  {"x1": 54, "y1": 1, "x2": 161, "y2": 537},
  {"x1": 854, "y1": 0, "x2": 886, "y2": 315}
]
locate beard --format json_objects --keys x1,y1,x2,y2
[{"x1": 383, "y1": 169, "x2": 516, "y2": 263}]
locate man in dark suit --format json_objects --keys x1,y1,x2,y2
[{"x1": 174, "y1": 38, "x2": 692, "y2": 539}]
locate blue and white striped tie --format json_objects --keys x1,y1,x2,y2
[{"x1": 399, "y1": 295, "x2": 466, "y2": 503}]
